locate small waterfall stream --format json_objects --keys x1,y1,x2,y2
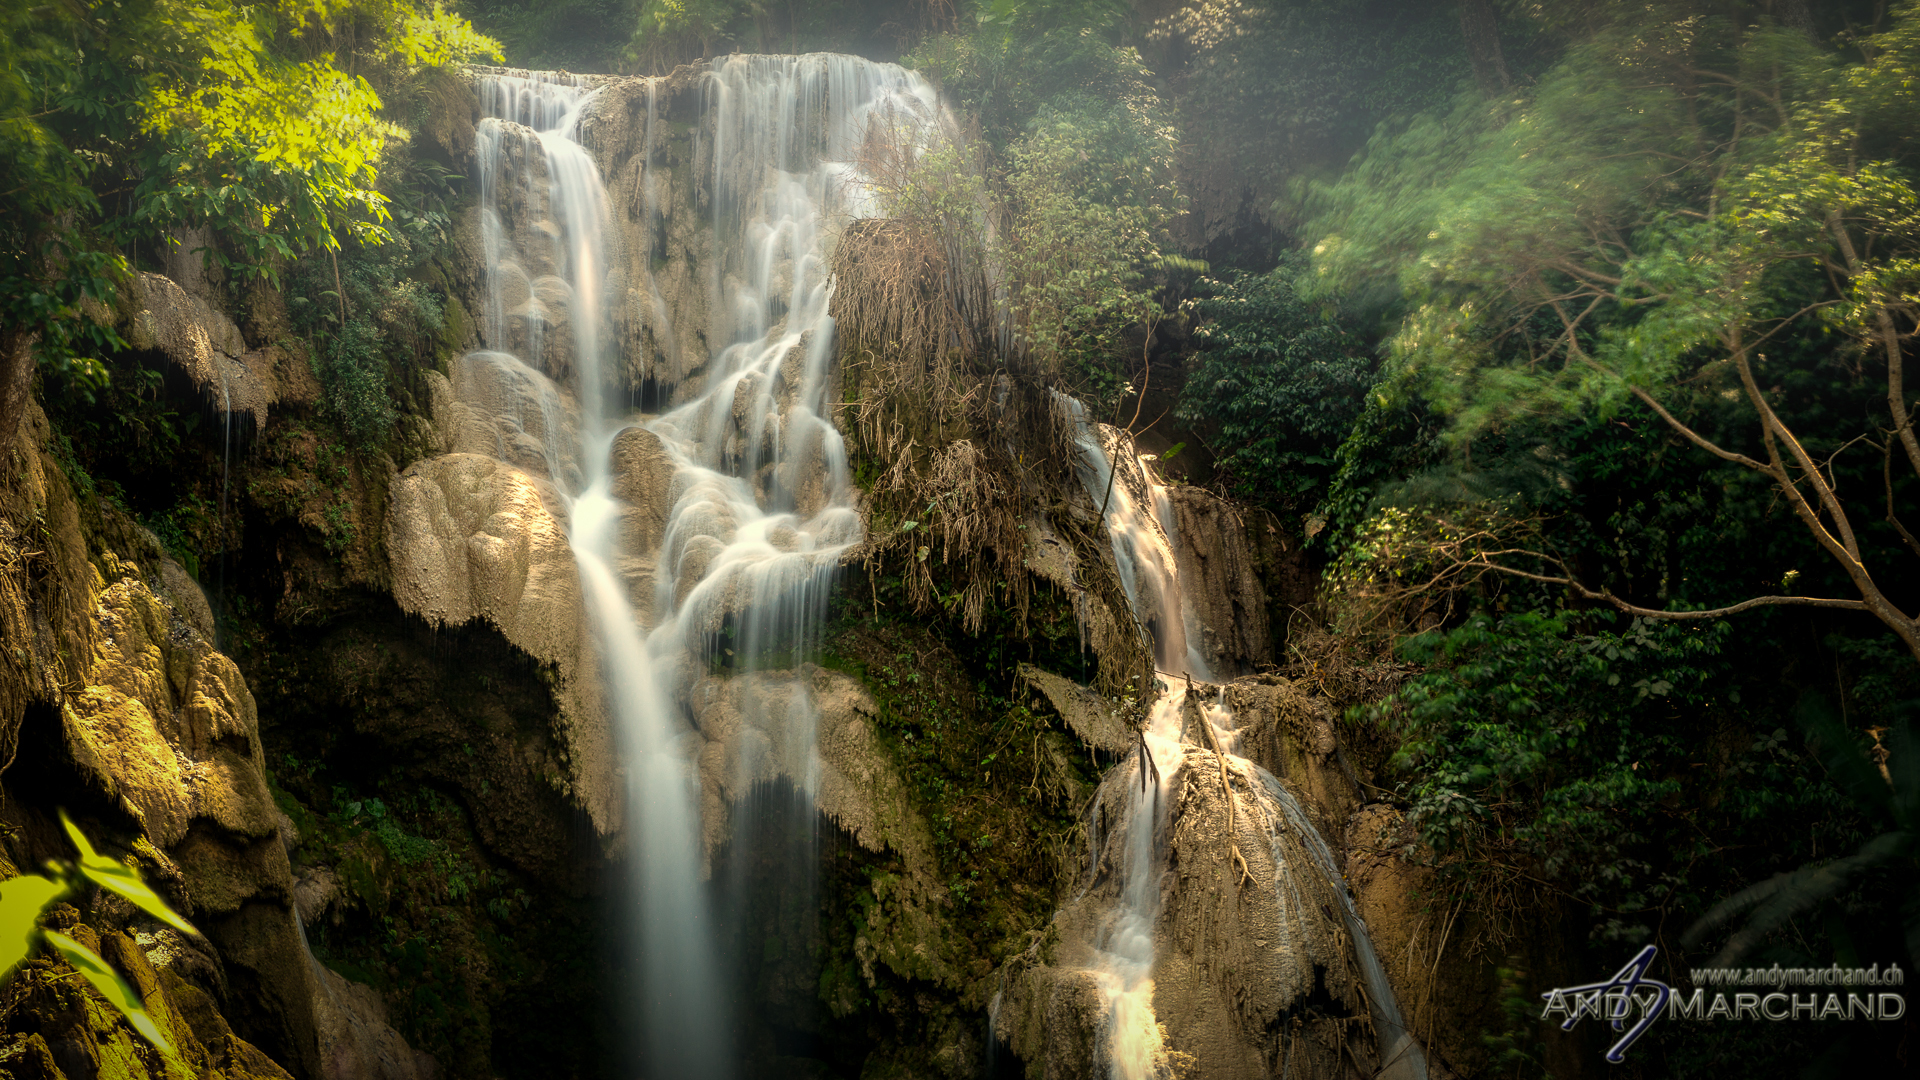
[
  {"x1": 1062, "y1": 407, "x2": 1429, "y2": 1080},
  {"x1": 468, "y1": 59, "x2": 942, "y2": 1079}
]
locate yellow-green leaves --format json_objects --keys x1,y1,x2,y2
[
  {"x1": 0, "y1": 814, "x2": 200, "y2": 1054},
  {"x1": 0, "y1": 874, "x2": 69, "y2": 976},
  {"x1": 42, "y1": 931, "x2": 174, "y2": 1055},
  {"x1": 61, "y1": 813, "x2": 198, "y2": 937},
  {"x1": 394, "y1": 3, "x2": 504, "y2": 70}
]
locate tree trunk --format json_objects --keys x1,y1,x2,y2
[
  {"x1": 0, "y1": 328, "x2": 36, "y2": 452},
  {"x1": 1459, "y1": 0, "x2": 1510, "y2": 94}
]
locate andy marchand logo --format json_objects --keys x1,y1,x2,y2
[
  {"x1": 1540, "y1": 945, "x2": 1670, "y2": 1063},
  {"x1": 1540, "y1": 946, "x2": 1908, "y2": 1063}
]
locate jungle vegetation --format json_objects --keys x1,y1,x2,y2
[{"x1": 5, "y1": 0, "x2": 1917, "y2": 1074}]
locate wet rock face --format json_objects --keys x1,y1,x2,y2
[
  {"x1": 1161, "y1": 486, "x2": 1272, "y2": 678},
  {"x1": 61, "y1": 574, "x2": 279, "y2": 854},
  {"x1": 584, "y1": 67, "x2": 715, "y2": 396},
  {"x1": 385, "y1": 435, "x2": 623, "y2": 838},
  {"x1": 0, "y1": 916, "x2": 295, "y2": 1080},
  {"x1": 994, "y1": 743, "x2": 1377, "y2": 1080},
  {"x1": 685, "y1": 664, "x2": 936, "y2": 876}
]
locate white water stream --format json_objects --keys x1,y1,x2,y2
[
  {"x1": 1062, "y1": 405, "x2": 1429, "y2": 1080},
  {"x1": 471, "y1": 59, "x2": 942, "y2": 1079}
]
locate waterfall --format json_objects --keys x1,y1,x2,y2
[
  {"x1": 1062, "y1": 405, "x2": 1430, "y2": 1080},
  {"x1": 468, "y1": 58, "x2": 943, "y2": 1079}
]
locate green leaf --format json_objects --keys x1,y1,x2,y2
[
  {"x1": 60, "y1": 813, "x2": 197, "y2": 936},
  {"x1": 42, "y1": 931, "x2": 174, "y2": 1054},
  {"x1": 0, "y1": 875, "x2": 69, "y2": 978}
]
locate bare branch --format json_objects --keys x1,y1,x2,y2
[
  {"x1": 1552, "y1": 259, "x2": 1623, "y2": 286},
  {"x1": 1476, "y1": 561, "x2": 1871, "y2": 618},
  {"x1": 1622, "y1": 383, "x2": 1771, "y2": 470},
  {"x1": 1885, "y1": 439, "x2": 1920, "y2": 559},
  {"x1": 1736, "y1": 349, "x2": 1866, "y2": 565}
]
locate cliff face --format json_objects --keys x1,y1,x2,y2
[{"x1": 0, "y1": 403, "x2": 422, "y2": 1080}]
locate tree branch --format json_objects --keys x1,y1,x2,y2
[
  {"x1": 1736, "y1": 348, "x2": 1866, "y2": 566},
  {"x1": 1885, "y1": 439, "x2": 1920, "y2": 559},
  {"x1": 1621, "y1": 382, "x2": 1771, "y2": 470},
  {"x1": 1824, "y1": 210, "x2": 1920, "y2": 478},
  {"x1": 1476, "y1": 561, "x2": 1871, "y2": 618}
]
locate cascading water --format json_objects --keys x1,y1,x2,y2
[
  {"x1": 1061, "y1": 403, "x2": 1429, "y2": 1080},
  {"x1": 468, "y1": 58, "x2": 943, "y2": 1079}
]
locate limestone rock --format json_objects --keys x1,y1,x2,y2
[
  {"x1": 994, "y1": 746, "x2": 1376, "y2": 1080},
  {"x1": 444, "y1": 352, "x2": 585, "y2": 488},
  {"x1": 1223, "y1": 676, "x2": 1358, "y2": 833},
  {"x1": 208, "y1": 902, "x2": 423, "y2": 1080},
  {"x1": 0, "y1": 925, "x2": 295, "y2": 1080},
  {"x1": 123, "y1": 272, "x2": 280, "y2": 432},
  {"x1": 686, "y1": 665, "x2": 933, "y2": 874},
  {"x1": 583, "y1": 67, "x2": 714, "y2": 395},
  {"x1": 610, "y1": 424, "x2": 675, "y2": 554},
  {"x1": 385, "y1": 451, "x2": 620, "y2": 836},
  {"x1": 1019, "y1": 663, "x2": 1132, "y2": 754},
  {"x1": 1161, "y1": 485, "x2": 1272, "y2": 678},
  {"x1": 60, "y1": 576, "x2": 279, "y2": 852}
]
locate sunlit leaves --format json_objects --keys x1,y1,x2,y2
[
  {"x1": 61, "y1": 813, "x2": 198, "y2": 937},
  {"x1": 2, "y1": 815, "x2": 199, "y2": 1054},
  {"x1": 394, "y1": 3, "x2": 505, "y2": 70},
  {"x1": 1308, "y1": 4, "x2": 1920, "y2": 460},
  {"x1": 0, "y1": 876, "x2": 68, "y2": 975},
  {"x1": 42, "y1": 932, "x2": 175, "y2": 1055}
]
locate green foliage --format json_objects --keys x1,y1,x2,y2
[
  {"x1": 1373, "y1": 611, "x2": 1851, "y2": 944},
  {"x1": 0, "y1": 813, "x2": 200, "y2": 1055},
  {"x1": 463, "y1": 0, "x2": 633, "y2": 70},
  {"x1": 1308, "y1": 5, "x2": 1920, "y2": 445},
  {"x1": 906, "y1": 18, "x2": 1153, "y2": 146},
  {"x1": 626, "y1": 0, "x2": 750, "y2": 70},
  {"x1": 287, "y1": 192, "x2": 449, "y2": 448},
  {"x1": 1174, "y1": 259, "x2": 1372, "y2": 510},
  {"x1": 0, "y1": 2, "x2": 128, "y2": 392},
  {"x1": 2, "y1": 0, "x2": 494, "y2": 388},
  {"x1": 1317, "y1": 373, "x2": 1439, "y2": 549},
  {"x1": 1684, "y1": 697, "x2": 1920, "y2": 969},
  {"x1": 1002, "y1": 79, "x2": 1182, "y2": 402},
  {"x1": 1150, "y1": 0, "x2": 1473, "y2": 230}
]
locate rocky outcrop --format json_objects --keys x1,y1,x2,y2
[
  {"x1": 0, "y1": 402, "x2": 421, "y2": 1080},
  {"x1": 386, "y1": 357, "x2": 621, "y2": 838},
  {"x1": 0, "y1": 906, "x2": 294, "y2": 1080},
  {"x1": 122, "y1": 272, "x2": 317, "y2": 433},
  {"x1": 1222, "y1": 675, "x2": 1361, "y2": 834},
  {"x1": 1162, "y1": 485, "x2": 1272, "y2": 678},
  {"x1": 993, "y1": 742, "x2": 1377, "y2": 1079},
  {"x1": 584, "y1": 66, "x2": 716, "y2": 395},
  {"x1": 1018, "y1": 663, "x2": 1132, "y2": 754},
  {"x1": 686, "y1": 665, "x2": 934, "y2": 874}
]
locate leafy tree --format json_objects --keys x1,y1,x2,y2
[
  {"x1": 1003, "y1": 83, "x2": 1182, "y2": 405},
  {"x1": 1, "y1": 0, "x2": 496, "y2": 448},
  {"x1": 1310, "y1": 4, "x2": 1920, "y2": 661},
  {"x1": 626, "y1": 0, "x2": 753, "y2": 71},
  {"x1": 0, "y1": 2, "x2": 128, "y2": 444},
  {"x1": 1174, "y1": 258, "x2": 1372, "y2": 511},
  {"x1": 1145, "y1": 0, "x2": 1473, "y2": 242}
]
